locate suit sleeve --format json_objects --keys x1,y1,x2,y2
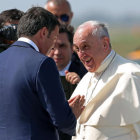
[{"x1": 36, "y1": 57, "x2": 76, "y2": 135}]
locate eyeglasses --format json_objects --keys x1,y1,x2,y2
[{"x1": 55, "y1": 14, "x2": 69, "y2": 22}]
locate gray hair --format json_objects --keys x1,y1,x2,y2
[{"x1": 79, "y1": 21, "x2": 110, "y2": 40}]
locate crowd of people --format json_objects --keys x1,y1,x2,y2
[{"x1": 0, "y1": 0, "x2": 140, "y2": 140}]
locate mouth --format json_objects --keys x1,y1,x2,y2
[
  {"x1": 82, "y1": 57, "x2": 92, "y2": 66},
  {"x1": 82, "y1": 57, "x2": 96, "y2": 72},
  {"x1": 54, "y1": 57, "x2": 63, "y2": 62}
]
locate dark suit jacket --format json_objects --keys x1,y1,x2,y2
[{"x1": 0, "y1": 41, "x2": 76, "y2": 140}]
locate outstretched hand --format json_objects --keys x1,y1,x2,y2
[{"x1": 68, "y1": 95, "x2": 85, "y2": 119}]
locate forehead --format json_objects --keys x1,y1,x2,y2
[
  {"x1": 56, "y1": 33, "x2": 70, "y2": 43},
  {"x1": 74, "y1": 27, "x2": 92, "y2": 44},
  {"x1": 58, "y1": 32, "x2": 68, "y2": 39},
  {"x1": 47, "y1": 1, "x2": 71, "y2": 14}
]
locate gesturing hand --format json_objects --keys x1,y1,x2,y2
[
  {"x1": 65, "y1": 70, "x2": 81, "y2": 85},
  {"x1": 68, "y1": 95, "x2": 85, "y2": 119}
]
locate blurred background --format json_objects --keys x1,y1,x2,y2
[{"x1": 1, "y1": 0, "x2": 140, "y2": 57}]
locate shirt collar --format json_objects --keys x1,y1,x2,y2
[
  {"x1": 59, "y1": 61, "x2": 72, "y2": 76},
  {"x1": 95, "y1": 50, "x2": 116, "y2": 74},
  {"x1": 18, "y1": 37, "x2": 39, "y2": 52}
]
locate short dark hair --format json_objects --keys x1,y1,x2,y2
[
  {"x1": 59, "y1": 24, "x2": 74, "y2": 46},
  {"x1": 0, "y1": 8, "x2": 24, "y2": 27},
  {"x1": 17, "y1": 7, "x2": 60, "y2": 38}
]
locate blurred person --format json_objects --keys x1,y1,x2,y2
[
  {"x1": 0, "y1": 8, "x2": 24, "y2": 52},
  {"x1": 44, "y1": 0, "x2": 73, "y2": 25},
  {"x1": 0, "y1": 7, "x2": 85, "y2": 140},
  {"x1": 0, "y1": 8, "x2": 24, "y2": 26},
  {"x1": 71, "y1": 20, "x2": 140, "y2": 140}
]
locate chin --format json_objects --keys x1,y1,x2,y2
[{"x1": 86, "y1": 67, "x2": 95, "y2": 72}]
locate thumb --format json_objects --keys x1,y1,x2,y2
[{"x1": 65, "y1": 70, "x2": 69, "y2": 74}]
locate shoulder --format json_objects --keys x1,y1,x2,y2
[{"x1": 111, "y1": 54, "x2": 140, "y2": 74}]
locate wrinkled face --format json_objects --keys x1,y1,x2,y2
[
  {"x1": 74, "y1": 27, "x2": 108, "y2": 72},
  {"x1": 45, "y1": 1, "x2": 73, "y2": 25},
  {"x1": 48, "y1": 32, "x2": 73, "y2": 70}
]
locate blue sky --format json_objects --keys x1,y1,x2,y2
[
  {"x1": 1, "y1": 0, "x2": 140, "y2": 24},
  {"x1": 1, "y1": 0, "x2": 140, "y2": 15}
]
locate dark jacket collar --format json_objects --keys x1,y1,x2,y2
[{"x1": 11, "y1": 41, "x2": 35, "y2": 50}]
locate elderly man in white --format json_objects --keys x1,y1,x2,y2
[{"x1": 71, "y1": 20, "x2": 140, "y2": 140}]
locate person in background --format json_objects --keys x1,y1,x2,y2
[
  {"x1": 44, "y1": 0, "x2": 73, "y2": 25},
  {"x1": 71, "y1": 20, "x2": 140, "y2": 140},
  {"x1": 0, "y1": 7, "x2": 85, "y2": 140},
  {"x1": 0, "y1": 8, "x2": 24, "y2": 52},
  {"x1": 45, "y1": 0, "x2": 87, "y2": 88},
  {"x1": 48, "y1": 24, "x2": 87, "y2": 99}
]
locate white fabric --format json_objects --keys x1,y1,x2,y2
[
  {"x1": 59, "y1": 61, "x2": 71, "y2": 76},
  {"x1": 18, "y1": 37, "x2": 39, "y2": 52},
  {"x1": 85, "y1": 50, "x2": 115, "y2": 105},
  {"x1": 71, "y1": 51, "x2": 140, "y2": 140}
]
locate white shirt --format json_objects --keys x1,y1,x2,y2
[
  {"x1": 18, "y1": 37, "x2": 39, "y2": 52},
  {"x1": 59, "y1": 61, "x2": 71, "y2": 76}
]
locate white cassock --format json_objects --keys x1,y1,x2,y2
[{"x1": 71, "y1": 50, "x2": 140, "y2": 140}]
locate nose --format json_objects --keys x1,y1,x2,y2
[{"x1": 54, "y1": 48, "x2": 61, "y2": 55}]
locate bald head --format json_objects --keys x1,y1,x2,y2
[{"x1": 45, "y1": 0, "x2": 73, "y2": 25}]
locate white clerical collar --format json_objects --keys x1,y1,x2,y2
[
  {"x1": 59, "y1": 61, "x2": 72, "y2": 76},
  {"x1": 95, "y1": 50, "x2": 116, "y2": 74},
  {"x1": 18, "y1": 37, "x2": 39, "y2": 52}
]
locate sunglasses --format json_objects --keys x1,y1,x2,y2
[{"x1": 55, "y1": 14, "x2": 69, "y2": 22}]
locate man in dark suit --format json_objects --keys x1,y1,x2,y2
[{"x1": 0, "y1": 7, "x2": 85, "y2": 140}]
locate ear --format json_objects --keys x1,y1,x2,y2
[
  {"x1": 39, "y1": 27, "x2": 48, "y2": 39},
  {"x1": 69, "y1": 12, "x2": 73, "y2": 22},
  {"x1": 70, "y1": 12, "x2": 73, "y2": 19},
  {"x1": 102, "y1": 37, "x2": 110, "y2": 51}
]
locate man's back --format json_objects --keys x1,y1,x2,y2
[{"x1": 0, "y1": 41, "x2": 76, "y2": 140}]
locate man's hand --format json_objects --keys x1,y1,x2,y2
[
  {"x1": 65, "y1": 70, "x2": 81, "y2": 85},
  {"x1": 68, "y1": 95, "x2": 85, "y2": 119}
]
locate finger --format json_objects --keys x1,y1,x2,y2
[
  {"x1": 72, "y1": 77, "x2": 80, "y2": 85},
  {"x1": 78, "y1": 96, "x2": 85, "y2": 106},
  {"x1": 65, "y1": 70, "x2": 69, "y2": 74},
  {"x1": 65, "y1": 74, "x2": 72, "y2": 82},
  {"x1": 68, "y1": 95, "x2": 80, "y2": 103}
]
